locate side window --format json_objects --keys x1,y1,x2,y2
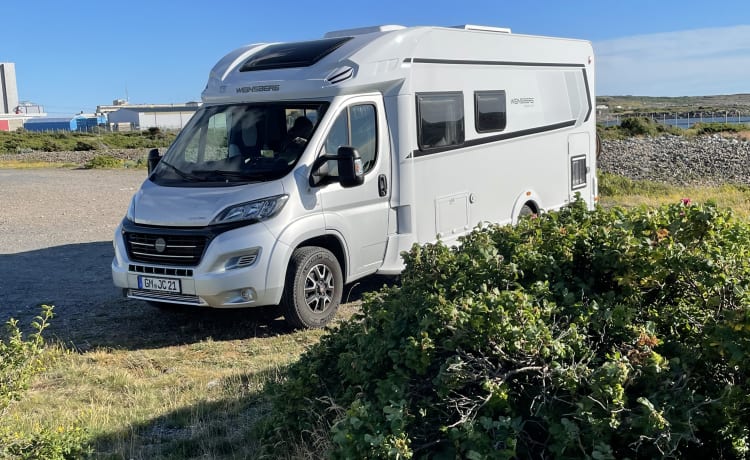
[
  {"x1": 182, "y1": 111, "x2": 228, "y2": 163},
  {"x1": 475, "y1": 90, "x2": 507, "y2": 133},
  {"x1": 350, "y1": 105, "x2": 376, "y2": 171},
  {"x1": 416, "y1": 92, "x2": 464, "y2": 151},
  {"x1": 204, "y1": 112, "x2": 228, "y2": 161},
  {"x1": 321, "y1": 104, "x2": 378, "y2": 173}
]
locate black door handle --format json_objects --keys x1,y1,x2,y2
[{"x1": 378, "y1": 174, "x2": 387, "y2": 197}]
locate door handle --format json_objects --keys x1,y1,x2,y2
[{"x1": 378, "y1": 174, "x2": 387, "y2": 197}]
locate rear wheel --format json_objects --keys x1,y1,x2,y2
[
  {"x1": 280, "y1": 246, "x2": 343, "y2": 329},
  {"x1": 519, "y1": 203, "x2": 535, "y2": 218}
]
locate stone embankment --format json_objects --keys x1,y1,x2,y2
[
  {"x1": 3, "y1": 148, "x2": 151, "y2": 165},
  {"x1": 600, "y1": 134, "x2": 750, "y2": 185}
]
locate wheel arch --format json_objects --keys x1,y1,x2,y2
[
  {"x1": 511, "y1": 190, "x2": 541, "y2": 224},
  {"x1": 294, "y1": 234, "x2": 348, "y2": 282}
]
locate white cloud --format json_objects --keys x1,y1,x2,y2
[{"x1": 594, "y1": 25, "x2": 750, "y2": 96}]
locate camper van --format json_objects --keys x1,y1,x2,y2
[{"x1": 112, "y1": 24, "x2": 597, "y2": 328}]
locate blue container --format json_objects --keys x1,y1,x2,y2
[{"x1": 23, "y1": 117, "x2": 75, "y2": 132}]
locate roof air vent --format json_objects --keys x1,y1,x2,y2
[
  {"x1": 326, "y1": 66, "x2": 354, "y2": 85},
  {"x1": 453, "y1": 24, "x2": 511, "y2": 34},
  {"x1": 324, "y1": 25, "x2": 405, "y2": 38}
]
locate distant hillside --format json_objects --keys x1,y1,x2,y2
[{"x1": 597, "y1": 94, "x2": 750, "y2": 113}]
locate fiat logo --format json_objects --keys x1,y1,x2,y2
[{"x1": 154, "y1": 238, "x2": 167, "y2": 253}]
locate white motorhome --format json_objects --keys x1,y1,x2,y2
[{"x1": 112, "y1": 24, "x2": 596, "y2": 328}]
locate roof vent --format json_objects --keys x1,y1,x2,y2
[
  {"x1": 324, "y1": 25, "x2": 405, "y2": 38},
  {"x1": 326, "y1": 66, "x2": 354, "y2": 85},
  {"x1": 452, "y1": 24, "x2": 511, "y2": 34}
]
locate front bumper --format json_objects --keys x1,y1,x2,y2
[{"x1": 111, "y1": 219, "x2": 287, "y2": 308}]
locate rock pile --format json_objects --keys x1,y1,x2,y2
[
  {"x1": 600, "y1": 135, "x2": 750, "y2": 185},
  {"x1": 2, "y1": 148, "x2": 151, "y2": 165}
]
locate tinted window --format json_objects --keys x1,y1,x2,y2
[
  {"x1": 321, "y1": 104, "x2": 378, "y2": 173},
  {"x1": 475, "y1": 90, "x2": 507, "y2": 132},
  {"x1": 240, "y1": 37, "x2": 352, "y2": 72},
  {"x1": 416, "y1": 92, "x2": 464, "y2": 151}
]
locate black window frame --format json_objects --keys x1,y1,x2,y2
[
  {"x1": 474, "y1": 90, "x2": 507, "y2": 133},
  {"x1": 415, "y1": 91, "x2": 465, "y2": 154}
]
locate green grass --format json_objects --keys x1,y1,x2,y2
[
  {"x1": 5, "y1": 326, "x2": 325, "y2": 459},
  {"x1": 4, "y1": 176, "x2": 750, "y2": 458},
  {"x1": 0, "y1": 297, "x2": 370, "y2": 459},
  {"x1": 0, "y1": 159, "x2": 80, "y2": 169},
  {"x1": 598, "y1": 172, "x2": 750, "y2": 219}
]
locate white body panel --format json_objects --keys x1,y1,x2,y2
[{"x1": 112, "y1": 24, "x2": 596, "y2": 308}]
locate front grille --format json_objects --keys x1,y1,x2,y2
[
  {"x1": 125, "y1": 232, "x2": 207, "y2": 266},
  {"x1": 129, "y1": 264, "x2": 194, "y2": 277},
  {"x1": 127, "y1": 289, "x2": 205, "y2": 306}
]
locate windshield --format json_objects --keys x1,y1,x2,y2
[{"x1": 151, "y1": 102, "x2": 327, "y2": 186}]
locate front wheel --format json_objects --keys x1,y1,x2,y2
[{"x1": 280, "y1": 246, "x2": 343, "y2": 329}]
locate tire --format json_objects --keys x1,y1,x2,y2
[
  {"x1": 519, "y1": 203, "x2": 535, "y2": 218},
  {"x1": 280, "y1": 246, "x2": 343, "y2": 329}
]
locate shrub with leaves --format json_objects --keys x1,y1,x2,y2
[
  {"x1": 0, "y1": 424, "x2": 90, "y2": 460},
  {"x1": 690, "y1": 122, "x2": 748, "y2": 135},
  {"x1": 259, "y1": 200, "x2": 750, "y2": 459},
  {"x1": 0, "y1": 305, "x2": 91, "y2": 459},
  {"x1": 0, "y1": 305, "x2": 53, "y2": 414},
  {"x1": 84, "y1": 154, "x2": 122, "y2": 169}
]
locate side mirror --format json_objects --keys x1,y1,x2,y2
[
  {"x1": 308, "y1": 146, "x2": 364, "y2": 188},
  {"x1": 147, "y1": 148, "x2": 161, "y2": 174},
  {"x1": 336, "y1": 146, "x2": 364, "y2": 188}
]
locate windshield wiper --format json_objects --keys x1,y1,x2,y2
[
  {"x1": 191, "y1": 169, "x2": 269, "y2": 182},
  {"x1": 159, "y1": 160, "x2": 205, "y2": 182}
]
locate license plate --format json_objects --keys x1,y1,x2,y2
[{"x1": 138, "y1": 276, "x2": 181, "y2": 293}]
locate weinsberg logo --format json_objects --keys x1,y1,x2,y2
[
  {"x1": 511, "y1": 97, "x2": 535, "y2": 105},
  {"x1": 236, "y1": 85, "x2": 280, "y2": 93}
]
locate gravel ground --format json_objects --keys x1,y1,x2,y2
[
  {"x1": 0, "y1": 167, "x2": 374, "y2": 349},
  {"x1": 0, "y1": 169, "x2": 150, "y2": 347}
]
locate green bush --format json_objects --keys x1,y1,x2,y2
[
  {"x1": 0, "y1": 306, "x2": 91, "y2": 459},
  {"x1": 0, "y1": 424, "x2": 90, "y2": 460},
  {"x1": 599, "y1": 118, "x2": 683, "y2": 139},
  {"x1": 0, "y1": 130, "x2": 176, "y2": 154},
  {"x1": 0, "y1": 305, "x2": 53, "y2": 413},
  {"x1": 691, "y1": 122, "x2": 748, "y2": 135},
  {"x1": 72, "y1": 140, "x2": 95, "y2": 151},
  {"x1": 84, "y1": 155, "x2": 123, "y2": 169},
  {"x1": 259, "y1": 200, "x2": 750, "y2": 459}
]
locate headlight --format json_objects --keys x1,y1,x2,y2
[
  {"x1": 126, "y1": 195, "x2": 136, "y2": 221},
  {"x1": 212, "y1": 195, "x2": 289, "y2": 225}
]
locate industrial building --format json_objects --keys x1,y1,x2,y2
[
  {"x1": 1, "y1": 63, "x2": 199, "y2": 132},
  {"x1": 0, "y1": 62, "x2": 46, "y2": 131},
  {"x1": 23, "y1": 114, "x2": 107, "y2": 132},
  {"x1": 1, "y1": 62, "x2": 22, "y2": 131},
  {"x1": 98, "y1": 101, "x2": 200, "y2": 131},
  {"x1": 1, "y1": 62, "x2": 18, "y2": 114}
]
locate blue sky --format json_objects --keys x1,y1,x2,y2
[{"x1": 3, "y1": 0, "x2": 749, "y2": 116}]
